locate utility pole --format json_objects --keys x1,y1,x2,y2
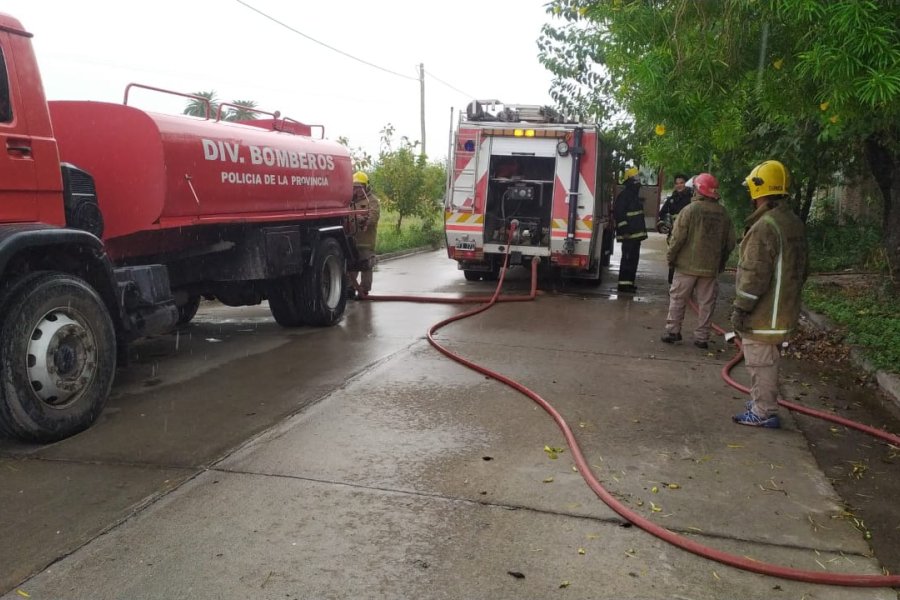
[{"x1": 419, "y1": 62, "x2": 426, "y2": 157}]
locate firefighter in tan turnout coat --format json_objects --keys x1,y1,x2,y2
[
  {"x1": 731, "y1": 160, "x2": 809, "y2": 429},
  {"x1": 661, "y1": 173, "x2": 736, "y2": 349},
  {"x1": 348, "y1": 171, "x2": 381, "y2": 298}
]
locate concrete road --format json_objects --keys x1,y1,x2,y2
[{"x1": 0, "y1": 237, "x2": 896, "y2": 599}]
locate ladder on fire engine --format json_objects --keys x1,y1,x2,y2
[{"x1": 452, "y1": 128, "x2": 481, "y2": 212}]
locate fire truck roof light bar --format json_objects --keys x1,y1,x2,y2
[{"x1": 480, "y1": 128, "x2": 568, "y2": 138}]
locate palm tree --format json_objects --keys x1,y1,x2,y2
[
  {"x1": 183, "y1": 92, "x2": 261, "y2": 121},
  {"x1": 226, "y1": 100, "x2": 259, "y2": 122},
  {"x1": 183, "y1": 90, "x2": 219, "y2": 118}
]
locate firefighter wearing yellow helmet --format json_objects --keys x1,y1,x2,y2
[
  {"x1": 731, "y1": 160, "x2": 808, "y2": 429},
  {"x1": 613, "y1": 166, "x2": 647, "y2": 293},
  {"x1": 348, "y1": 171, "x2": 380, "y2": 298}
]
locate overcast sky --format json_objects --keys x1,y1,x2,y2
[{"x1": 4, "y1": 0, "x2": 557, "y2": 163}]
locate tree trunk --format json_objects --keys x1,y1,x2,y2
[
  {"x1": 799, "y1": 181, "x2": 815, "y2": 223},
  {"x1": 800, "y1": 152, "x2": 821, "y2": 224},
  {"x1": 864, "y1": 132, "x2": 900, "y2": 291}
]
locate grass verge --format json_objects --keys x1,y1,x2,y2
[
  {"x1": 803, "y1": 280, "x2": 900, "y2": 374},
  {"x1": 375, "y1": 210, "x2": 443, "y2": 255}
]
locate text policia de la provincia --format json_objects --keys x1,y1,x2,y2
[{"x1": 201, "y1": 138, "x2": 335, "y2": 187}]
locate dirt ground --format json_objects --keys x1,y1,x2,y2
[{"x1": 784, "y1": 277, "x2": 900, "y2": 575}]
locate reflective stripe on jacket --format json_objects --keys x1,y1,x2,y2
[
  {"x1": 733, "y1": 201, "x2": 809, "y2": 343},
  {"x1": 666, "y1": 198, "x2": 735, "y2": 278},
  {"x1": 613, "y1": 183, "x2": 647, "y2": 243}
]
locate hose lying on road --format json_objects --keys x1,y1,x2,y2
[
  {"x1": 361, "y1": 250, "x2": 900, "y2": 587},
  {"x1": 700, "y1": 302, "x2": 900, "y2": 448}
]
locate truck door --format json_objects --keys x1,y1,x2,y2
[{"x1": 0, "y1": 36, "x2": 38, "y2": 222}]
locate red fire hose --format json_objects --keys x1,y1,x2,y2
[
  {"x1": 359, "y1": 250, "x2": 900, "y2": 587},
  {"x1": 710, "y1": 315, "x2": 900, "y2": 447}
]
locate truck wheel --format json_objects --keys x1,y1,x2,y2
[
  {"x1": 0, "y1": 272, "x2": 116, "y2": 442},
  {"x1": 463, "y1": 270, "x2": 481, "y2": 281},
  {"x1": 299, "y1": 237, "x2": 347, "y2": 326},
  {"x1": 267, "y1": 275, "x2": 305, "y2": 327},
  {"x1": 177, "y1": 295, "x2": 201, "y2": 325}
]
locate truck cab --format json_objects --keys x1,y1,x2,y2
[
  {"x1": 0, "y1": 13, "x2": 355, "y2": 443},
  {"x1": 0, "y1": 16, "x2": 66, "y2": 227}
]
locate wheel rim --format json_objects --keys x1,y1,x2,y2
[
  {"x1": 25, "y1": 309, "x2": 98, "y2": 408},
  {"x1": 322, "y1": 254, "x2": 344, "y2": 310}
]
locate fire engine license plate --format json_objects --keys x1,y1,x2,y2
[{"x1": 455, "y1": 241, "x2": 476, "y2": 251}]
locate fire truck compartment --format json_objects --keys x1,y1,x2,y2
[{"x1": 483, "y1": 154, "x2": 555, "y2": 249}]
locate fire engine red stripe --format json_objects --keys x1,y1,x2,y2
[
  {"x1": 550, "y1": 232, "x2": 592, "y2": 239},
  {"x1": 446, "y1": 224, "x2": 484, "y2": 232}
]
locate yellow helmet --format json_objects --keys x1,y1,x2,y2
[
  {"x1": 622, "y1": 166, "x2": 639, "y2": 183},
  {"x1": 744, "y1": 160, "x2": 790, "y2": 200},
  {"x1": 352, "y1": 171, "x2": 369, "y2": 186}
]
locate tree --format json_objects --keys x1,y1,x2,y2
[
  {"x1": 183, "y1": 91, "x2": 260, "y2": 121},
  {"x1": 183, "y1": 90, "x2": 219, "y2": 119},
  {"x1": 228, "y1": 100, "x2": 260, "y2": 121},
  {"x1": 336, "y1": 136, "x2": 374, "y2": 173},
  {"x1": 370, "y1": 124, "x2": 445, "y2": 232},
  {"x1": 539, "y1": 0, "x2": 900, "y2": 287}
]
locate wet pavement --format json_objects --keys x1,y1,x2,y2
[{"x1": 1, "y1": 236, "x2": 898, "y2": 599}]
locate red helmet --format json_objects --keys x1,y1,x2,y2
[{"x1": 693, "y1": 172, "x2": 720, "y2": 199}]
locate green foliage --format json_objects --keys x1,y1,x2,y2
[
  {"x1": 805, "y1": 216, "x2": 883, "y2": 272},
  {"x1": 803, "y1": 282, "x2": 900, "y2": 373},
  {"x1": 336, "y1": 136, "x2": 374, "y2": 172},
  {"x1": 369, "y1": 124, "x2": 446, "y2": 233},
  {"x1": 538, "y1": 0, "x2": 900, "y2": 282},
  {"x1": 183, "y1": 91, "x2": 259, "y2": 121},
  {"x1": 374, "y1": 210, "x2": 443, "y2": 254}
]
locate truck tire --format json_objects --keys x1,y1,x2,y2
[
  {"x1": 299, "y1": 237, "x2": 347, "y2": 326},
  {"x1": 463, "y1": 270, "x2": 481, "y2": 281},
  {"x1": 0, "y1": 272, "x2": 116, "y2": 442},
  {"x1": 267, "y1": 275, "x2": 305, "y2": 327},
  {"x1": 177, "y1": 295, "x2": 201, "y2": 325}
]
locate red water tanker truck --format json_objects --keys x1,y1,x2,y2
[{"x1": 0, "y1": 14, "x2": 360, "y2": 442}]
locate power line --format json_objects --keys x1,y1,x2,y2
[
  {"x1": 235, "y1": 0, "x2": 418, "y2": 82},
  {"x1": 424, "y1": 70, "x2": 474, "y2": 100}
]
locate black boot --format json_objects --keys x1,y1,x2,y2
[{"x1": 660, "y1": 332, "x2": 682, "y2": 344}]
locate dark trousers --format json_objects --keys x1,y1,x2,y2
[{"x1": 618, "y1": 239, "x2": 642, "y2": 286}]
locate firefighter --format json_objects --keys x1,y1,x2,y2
[
  {"x1": 658, "y1": 173, "x2": 694, "y2": 284},
  {"x1": 613, "y1": 167, "x2": 647, "y2": 293},
  {"x1": 660, "y1": 173, "x2": 735, "y2": 349},
  {"x1": 348, "y1": 171, "x2": 381, "y2": 299},
  {"x1": 731, "y1": 160, "x2": 809, "y2": 428}
]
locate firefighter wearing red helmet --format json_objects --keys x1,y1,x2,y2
[
  {"x1": 661, "y1": 172, "x2": 735, "y2": 349},
  {"x1": 731, "y1": 160, "x2": 809, "y2": 429},
  {"x1": 613, "y1": 167, "x2": 647, "y2": 293},
  {"x1": 348, "y1": 171, "x2": 381, "y2": 298}
]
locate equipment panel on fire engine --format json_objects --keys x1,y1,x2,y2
[{"x1": 444, "y1": 100, "x2": 612, "y2": 282}]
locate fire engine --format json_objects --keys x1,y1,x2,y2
[
  {"x1": 0, "y1": 14, "x2": 358, "y2": 441},
  {"x1": 444, "y1": 101, "x2": 615, "y2": 282}
]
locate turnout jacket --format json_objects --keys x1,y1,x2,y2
[
  {"x1": 733, "y1": 200, "x2": 809, "y2": 343},
  {"x1": 666, "y1": 197, "x2": 736, "y2": 278},
  {"x1": 614, "y1": 182, "x2": 648, "y2": 243},
  {"x1": 352, "y1": 190, "x2": 381, "y2": 250}
]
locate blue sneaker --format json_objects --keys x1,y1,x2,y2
[{"x1": 733, "y1": 409, "x2": 780, "y2": 428}]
